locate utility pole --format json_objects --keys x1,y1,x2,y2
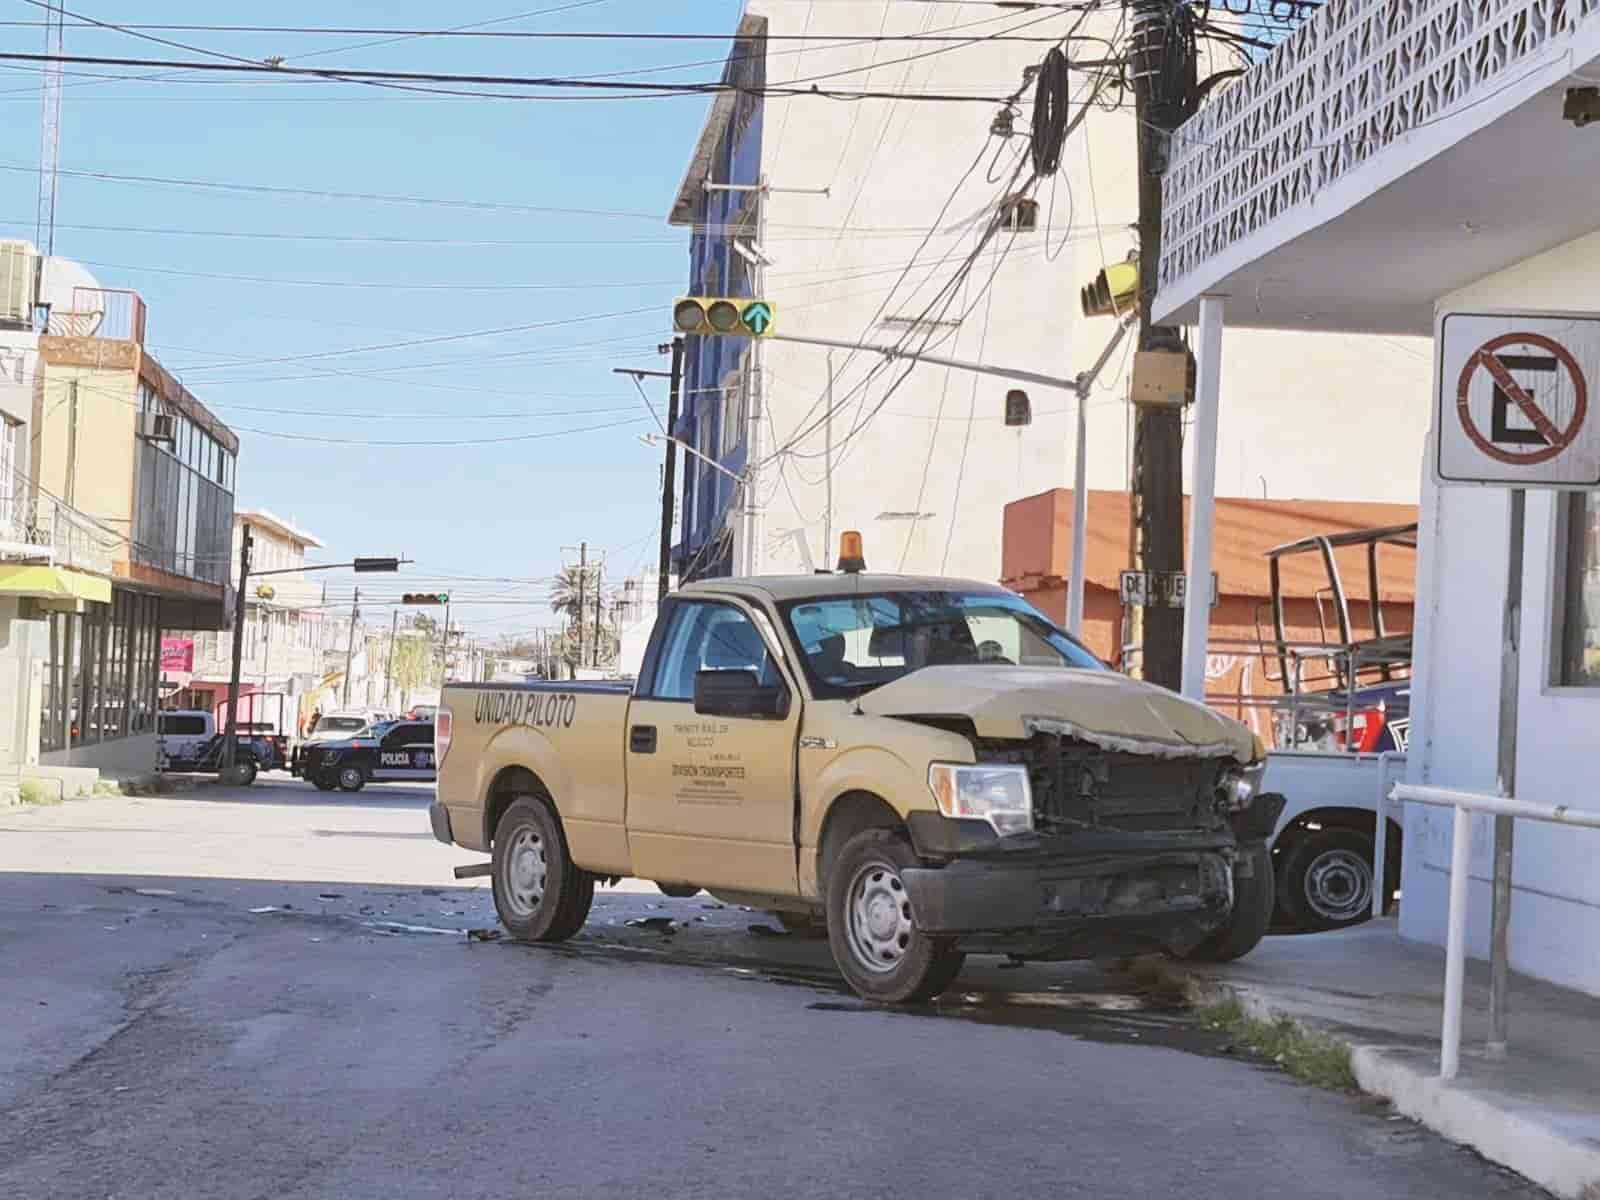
[
  {"x1": 64, "y1": 379, "x2": 78, "y2": 509},
  {"x1": 341, "y1": 588, "x2": 360, "y2": 706},
  {"x1": 1128, "y1": 0, "x2": 1195, "y2": 689},
  {"x1": 383, "y1": 609, "x2": 398, "y2": 709},
  {"x1": 592, "y1": 555, "x2": 604, "y2": 669},
  {"x1": 440, "y1": 601, "x2": 451, "y2": 684},
  {"x1": 221, "y1": 523, "x2": 253, "y2": 771},
  {"x1": 659, "y1": 338, "x2": 683, "y2": 602},
  {"x1": 576, "y1": 541, "x2": 587, "y2": 674}
]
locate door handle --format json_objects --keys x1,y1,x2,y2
[{"x1": 629, "y1": 724, "x2": 657, "y2": 754}]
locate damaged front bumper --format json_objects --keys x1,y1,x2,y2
[{"x1": 900, "y1": 825, "x2": 1237, "y2": 960}]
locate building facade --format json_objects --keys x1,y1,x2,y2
[
  {"x1": 169, "y1": 509, "x2": 326, "y2": 736},
  {"x1": 0, "y1": 244, "x2": 239, "y2": 785},
  {"x1": 1150, "y1": 0, "x2": 1600, "y2": 995},
  {"x1": 667, "y1": 4, "x2": 1432, "y2": 587}
]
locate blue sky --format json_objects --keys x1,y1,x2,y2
[{"x1": 2, "y1": 0, "x2": 746, "y2": 636}]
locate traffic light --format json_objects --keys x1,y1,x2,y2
[
  {"x1": 672, "y1": 297, "x2": 776, "y2": 338},
  {"x1": 402, "y1": 593, "x2": 449, "y2": 605},
  {"x1": 1080, "y1": 258, "x2": 1140, "y2": 318},
  {"x1": 352, "y1": 557, "x2": 401, "y2": 573}
]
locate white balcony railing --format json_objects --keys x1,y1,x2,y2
[
  {"x1": 0, "y1": 481, "x2": 121, "y2": 576},
  {"x1": 1159, "y1": 0, "x2": 1600, "y2": 292}
]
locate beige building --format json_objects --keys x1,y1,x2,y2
[
  {"x1": 669, "y1": 5, "x2": 1431, "y2": 586},
  {"x1": 170, "y1": 509, "x2": 327, "y2": 735},
  {"x1": 0, "y1": 243, "x2": 239, "y2": 790}
]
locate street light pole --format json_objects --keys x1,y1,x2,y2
[{"x1": 660, "y1": 339, "x2": 684, "y2": 601}]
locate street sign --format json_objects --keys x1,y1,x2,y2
[
  {"x1": 1119, "y1": 570, "x2": 1218, "y2": 609},
  {"x1": 672, "y1": 297, "x2": 776, "y2": 338},
  {"x1": 1436, "y1": 311, "x2": 1600, "y2": 488}
]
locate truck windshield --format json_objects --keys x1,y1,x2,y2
[{"x1": 779, "y1": 591, "x2": 1103, "y2": 700}]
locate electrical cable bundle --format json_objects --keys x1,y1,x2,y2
[{"x1": 1030, "y1": 46, "x2": 1071, "y2": 175}]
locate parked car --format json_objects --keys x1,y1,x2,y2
[
  {"x1": 301, "y1": 720, "x2": 437, "y2": 793},
  {"x1": 1254, "y1": 524, "x2": 1416, "y2": 931},
  {"x1": 290, "y1": 709, "x2": 385, "y2": 776},
  {"x1": 158, "y1": 710, "x2": 275, "y2": 784}
]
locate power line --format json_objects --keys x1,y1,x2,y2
[{"x1": 0, "y1": 50, "x2": 1031, "y2": 103}]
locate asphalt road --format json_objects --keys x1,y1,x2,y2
[{"x1": 0, "y1": 779, "x2": 1547, "y2": 1200}]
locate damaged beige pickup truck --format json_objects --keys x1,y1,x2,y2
[{"x1": 429, "y1": 563, "x2": 1284, "y2": 1003}]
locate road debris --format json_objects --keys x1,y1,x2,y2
[
  {"x1": 466, "y1": 928, "x2": 501, "y2": 942},
  {"x1": 624, "y1": 916, "x2": 676, "y2": 935}
]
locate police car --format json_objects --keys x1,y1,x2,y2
[{"x1": 302, "y1": 719, "x2": 436, "y2": 792}]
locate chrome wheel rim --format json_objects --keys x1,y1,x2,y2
[
  {"x1": 338, "y1": 767, "x2": 362, "y2": 789},
  {"x1": 845, "y1": 859, "x2": 914, "y2": 974},
  {"x1": 503, "y1": 826, "x2": 547, "y2": 919},
  {"x1": 1304, "y1": 848, "x2": 1372, "y2": 922}
]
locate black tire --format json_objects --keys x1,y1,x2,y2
[
  {"x1": 491, "y1": 795, "x2": 594, "y2": 942},
  {"x1": 1280, "y1": 828, "x2": 1380, "y2": 932},
  {"x1": 825, "y1": 828, "x2": 965, "y2": 1004},
  {"x1": 312, "y1": 774, "x2": 337, "y2": 792},
  {"x1": 1182, "y1": 843, "x2": 1275, "y2": 963},
  {"x1": 775, "y1": 909, "x2": 828, "y2": 939},
  {"x1": 336, "y1": 764, "x2": 366, "y2": 793}
]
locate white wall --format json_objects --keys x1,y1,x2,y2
[
  {"x1": 1401, "y1": 228, "x2": 1600, "y2": 997},
  {"x1": 742, "y1": 1, "x2": 1431, "y2": 583}
]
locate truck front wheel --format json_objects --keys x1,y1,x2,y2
[
  {"x1": 492, "y1": 795, "x2": 593, "y2": 942},
  {"x1": 825, "y1": 828, "x2": 964, "y2": 1004},
  {"x1": 1180, "y1": 843, "x2": 1274, "y2": 963}
]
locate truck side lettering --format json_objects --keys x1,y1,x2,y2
[{"x1": 473, "y1": 690, "x2": 578, "y2": 730}]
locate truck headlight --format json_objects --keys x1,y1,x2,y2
[
  {"x1": 928, "y1": 763, "x2": 1033, "y2": 837},
  {"x1": 1217, "y1": 763, "x2": 1266, "y2": 812}
]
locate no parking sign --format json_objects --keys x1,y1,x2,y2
[{"x1": 1436, "y1": 311, "x2": 1600, "y2": 488}]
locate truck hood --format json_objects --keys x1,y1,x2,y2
[{"x1": 856, "y1": 666, "x2": 1257, "y2": 762}]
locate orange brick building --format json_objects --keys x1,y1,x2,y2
[{"x1": 1001, "y1": 490, "x2": 1418, "y2": 739}]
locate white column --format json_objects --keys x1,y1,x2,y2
[
  {"x1": 1067, "y1": 387, "x2": 1089, "y2": 637},
  {"x1": 1180, "y1": 294, "x2": 1225, "y2": 700}
]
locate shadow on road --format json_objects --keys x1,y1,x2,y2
[{"x1": 167, "y1": 778, "x2": 434, "y2": 810}]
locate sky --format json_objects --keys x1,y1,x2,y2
[{"x1": 0, "y1": 0, "x2": 749, "y2": 640}]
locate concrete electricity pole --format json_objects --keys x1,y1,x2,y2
[
  {"x1": 1128, "y1": 0, "x2": 1196, "y2": 689},
  {"x1": 221, "y1": 523, "x2": 253, "y2": 771},
  {"x1": 341, "y1": 588, "x2": 360, "y2": 706},
  {"x1": 576, "y1": 542, "x2": 587, "y2": 673}
]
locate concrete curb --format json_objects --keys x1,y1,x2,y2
[{"x1": 1200, "y1": 979, "x2": 1600, "y2": 1200}]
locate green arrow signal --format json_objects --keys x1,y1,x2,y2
[{"x1": 742, "y1": 301, "x2": 773, "y2": 336}]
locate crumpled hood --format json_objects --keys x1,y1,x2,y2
[{"x1": 857, "y1": 666, "x2": 1257, "y2": 762}]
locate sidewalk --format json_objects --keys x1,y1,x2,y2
[{"x1": 1192, "y1": 919, "x2": 1600, "y2": 1199}]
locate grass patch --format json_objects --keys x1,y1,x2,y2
[
  {"x1": 1111, "y1": 955, "x2": 1203, "y2": 1008},
  {"x1": 19, "y1": 778, "x2": 62, "y2": 806},
  {"x1": 92, "y1": 780, "x2": 123, "y2": 797},
  {"x1": 1198, "y1": 996, "x2": 1357, "y2": 1091}
]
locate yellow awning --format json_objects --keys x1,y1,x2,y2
[{"x1": 0, "y1": 564, "x2": 112, "y2": 604}]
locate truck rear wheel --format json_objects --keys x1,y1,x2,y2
[
  {"x1": 825, "y1": 828, "x2": 964, "y2": 1004},
  {"x1": 492, "y1": 795, "x2": 593, "y2": 943}
]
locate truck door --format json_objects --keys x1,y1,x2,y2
[{"x1": 625, "y1": 598, "x2": 800, "y2": 895}]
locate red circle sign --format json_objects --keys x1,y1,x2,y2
[{"x1": 1456, "y1": 332, "x2": 1588, "y2": 465}]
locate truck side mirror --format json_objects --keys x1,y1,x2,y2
[{"x1": 694, "y1": 669, "x2": 789, "y2": 720}]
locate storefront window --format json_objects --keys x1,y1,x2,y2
[
  {"x1": 39, "y1": 590, "x2": 163, "y2": 752},
  {"x1": 1560, "y1": 493, "x2": 1600, "y2": 687}
]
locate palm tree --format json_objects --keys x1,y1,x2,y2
[{"x1": 548, "y1": 564, "x2": 587, "y2": 620}]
